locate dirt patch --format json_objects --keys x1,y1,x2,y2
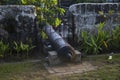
[{"x1": 44, "y1": 61, "x2": 98, "y2": 76}]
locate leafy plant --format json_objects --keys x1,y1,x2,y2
[
  {"x1": 0, "y1": 40, "x2": 9, "y2": 58},
  {"x1": 20, "y1": 0, "x2": 65, "y2": 27},
  {"x1": 20, "y1": 41, "x2": 35, "y2": 58},
  {"x1": 81, "y1": 31, "x2": 103, "y2": 54},
  {"x1": 41, "y1": 31, "x2": 48, "y2": 39},
  {"x1": 14, "y1": 41, "x2": 21, "y2": 57},
  {"x1": 13, "y1": 41, "x2": 35, "y2": 58},
  {"x1": 80, "y1": 23, "x2": 111, "y2": 55},
  {"x1": 110, "y1": 26, "x2": 120, "y2": 50}
]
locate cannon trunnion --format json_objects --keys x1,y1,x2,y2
[{"x1": 43, "y1": 24, "x2": 76, "y2": 61}]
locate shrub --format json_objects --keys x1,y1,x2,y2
[
  {"x1": 80, "y1": 23, "x2": 111, "y2": 55},
  {"x1": 79, "y1": 22, "x2": 120, "y2": 55},
  {"x1": 110, "y1": 26, "x2": 120, "y2": 50},
  {"x1": 20, "y1": 0, "x2": 65, "y2": 27},
  {"x1": 13, "y1": 41, "x2": 35, "y2": 58},
  {"x1": 0, "y1": 40, "x2": 9, "y2": 58}
]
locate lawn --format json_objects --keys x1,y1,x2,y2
[{"x1": 0, "y1": 54, "x2": 120, "y2": 80}]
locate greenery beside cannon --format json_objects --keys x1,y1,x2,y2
[{"x1": 0, "y1": 0, "x2": 120, "y2": 62}]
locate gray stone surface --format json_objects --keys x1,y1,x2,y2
[
  {"x1": 0, "y1": 5, "x2": 38, "y2": 44},
  {"x1": 69, "y1": 3, "x2": 120, "y2": 37},
  {"x1": 48, "y1": 51, "x2": 61, "y2": 66},
  {"x1": 47, "y1": 50, "x2": 81, "y2": 66},
  {"x1": 74, "y1": 50, "x2": 81, "y2": 62},
  {"x1": 0, "y1": 28, "x2": 8, "y2": 40},
  {"x1": 44, "y1": 61, "x2": 98, "y2": 76}
]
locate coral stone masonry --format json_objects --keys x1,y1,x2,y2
[
  {"x1": 69, "y1": 3, "x2": 120, "y2": 36},
  {"x1": 0, "y1": 5, "x2": 38, "y2": 44}
]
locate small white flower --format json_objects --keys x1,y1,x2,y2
[{"x1": 108, "y1": 55, "x2": 112, "y2": 60}]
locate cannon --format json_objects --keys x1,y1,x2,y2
[{"x1": 43, "y1": 24, "x2": 76, "y2": 61}]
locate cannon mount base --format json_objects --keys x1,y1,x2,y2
[{"x1": 48, "y1": 50, "x2": 81, "y2": 66}]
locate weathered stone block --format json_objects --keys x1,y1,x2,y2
[
  {"x1": 81, "y1": 4, "x2": 85, "y2": 14},
  {"x1": 48, "y1": 50, "x2": 81, "y2": 65},
  {"x1": 86, "y1": 4, "x2": 95, "y2": 14},
  {"x1": 102, "y1": 4, "x2": 109, "y2": 13},
  {"x1": 94, "y1": 4, "x2": 101, "y2": 14},
  {"x1": 48, "y1": 51, "x2": 61, "y2": 66},
  {"x1": 74, "y1": 50, "x2": 81, "y2": 63},
  {"x1": 0, "y1": 5, "x2": 38, "y2": 44}
]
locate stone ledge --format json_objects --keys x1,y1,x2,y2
[
  {"x1": 47, "y1": 50, "x2": 81, "y2": 66},
  {"x1": 44, "y1": 61, "x2": 98, "y2": 76}
]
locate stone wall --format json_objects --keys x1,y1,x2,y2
[
  {"x1": 69, "y1": 3, "x2": 120, "y2": 36},
  {"x1": 0, "y1": 5, "x2": 38, "y2": 44}
]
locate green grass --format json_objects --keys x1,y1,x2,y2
[
  {"x1": 63, "y1": 64, "x2": 120, "y2": 80},
  {"x1": 0, "y1": 54, "x2": 120, "y2": 80},
  {"x1": 63, "y1": 54, "x2": 120, "y2": 80},
  {"x1": 0, "y1": 61, "x2": 46, "y2": 80}
]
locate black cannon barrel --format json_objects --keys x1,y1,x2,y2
[{"x1": 43, "y1": 24, "x2": 75, "y2": 61}]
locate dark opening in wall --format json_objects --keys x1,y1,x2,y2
[{"x1": 3, "y1": 17, "x2": 16, "y2": 34}]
